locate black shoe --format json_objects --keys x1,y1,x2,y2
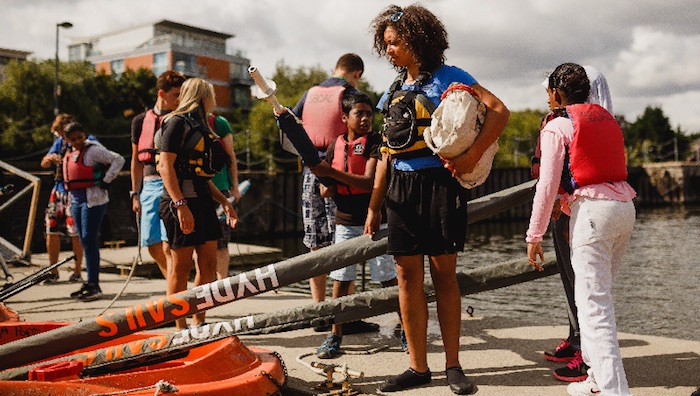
[
  {"x1": 446, "y1": 366, "x2": 477, "y2": 395},
  {"x1": 43, "y1": 272, "x2": 60, "y2": 285},
  {"x1": 76, "y1": 285, "x2": 103, "y2": 302},
  {"x1": 313, "y1": 323, "x2": 331, "y2": 332},
  {"x1": 544, "y1": 338, "x2": 578, "y2": 363},
  {"x1": 70, "y1": 283, "x2": 89, "y2": 299},
  {"x1": 378, "y1": 368, "x2": 431, "y2": 392},
  {"x1": 342, "y1": 320, "x2": 380, "y2": 335},
  {"x1": 691, "y1": 387, "x2": 700, "y2": 396}
]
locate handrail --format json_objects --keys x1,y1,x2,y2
[{"x1": 0, "y1": 160, "x2": 41, "y2": 261}]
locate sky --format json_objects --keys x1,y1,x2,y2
[{"x1": 3, "y1": 0, "x2": 700, "y2": 134}]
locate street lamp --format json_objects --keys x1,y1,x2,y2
[{"x1": 54, "y1": 21, "x2": 73, "y2": 116}]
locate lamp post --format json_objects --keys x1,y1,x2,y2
[{"x1": 54, "y1": 21, "x2": 73, "y2": 116}]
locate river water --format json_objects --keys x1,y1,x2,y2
[
  {"x1": 243, "y1": 204, "x2": 700, "y2": 342},
  {"x1": 460, "y1": 204, "x2": 700, "y2": 342}
]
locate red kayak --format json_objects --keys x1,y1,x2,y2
[{"x1": 0, "y1": 322, "x2": 287, "y2": 396}]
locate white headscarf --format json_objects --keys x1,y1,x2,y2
[{"x1": 542, "y1": 65, "x2": 614, "y2": 114}]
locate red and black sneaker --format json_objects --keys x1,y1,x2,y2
[
  {"x1": 553, "y1": 351, "x2": 589, "y2": 382},
  {"x1": 544, "y1": 339, "x2": 578, "y2": 363}
]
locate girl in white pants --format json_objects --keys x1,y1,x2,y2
[{"x1": 526, "y1": 62, "x2": 636, "y2": 396}]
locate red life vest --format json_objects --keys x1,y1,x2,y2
[
  {"x1": 62, "y1": 144, "x2": 104, "y2": 191},
  {"x1": 561, "y1": 103, "x2": 627, "y2": 193},
  {"x1": 331, "y1": 134, "x2": 371, "y2": 195},
  {"x1": 137, "y1": 109, "x2": 161, "y2": 164},
  {"x1": 301, "y1": 85, "x2": 347, "y2": 150}
]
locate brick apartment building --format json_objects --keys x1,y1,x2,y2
[
  {"x1": 0, "y1": 47, "x2": 32, "y2": 82},
  {"x1": 67, "y1": 19, "x2": 253, "y2": 112}
]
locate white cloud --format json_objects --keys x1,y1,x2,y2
[
  {"x1": 1, "y1": 0, "x2": 699, "y2": 133},
  {"x1": 615, "y1": 27, "x2": 700, "y2": 93}
]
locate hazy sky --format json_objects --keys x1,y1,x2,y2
[{"x1": 3, "y1": 0, "x2": 699, "y2": 133}]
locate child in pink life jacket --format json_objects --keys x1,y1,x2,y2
[
  {"x1": 525, "y1": 63, "x2": 636, "y2": 396},
  {"x1": 62, "y1": 122, "x2": 125, "y2": 301}
]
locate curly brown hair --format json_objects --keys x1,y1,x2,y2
[
  {"x1": 156, "y1": 70, "x2": 186, "y2": 93},
  {"x1": 370, "y1": 3, "x2": 448, "y2": 73},
  {"x1": 51, "y1": 113, "x2": 75, "y2": 135}
]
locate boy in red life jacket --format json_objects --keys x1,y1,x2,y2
[
  {"x1": 129, "y1": 71, "x2": 186, "y2": 278},
  {"x1": 292, "y1": 54, "x2": 365, "y2": 326},
  {"x1": 311, "y1": 91, "x2": 401, "y2": 359}
]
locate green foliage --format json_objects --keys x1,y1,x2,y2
[
  {"x1": 0, "y1": 59, "x2": 156, "y2": 160},
  {"x1": 493, "y1": 109, "x2": 546, "y2": 168},
  {"x1": 245, "y1": 61, "x2": 387, "y2": 172},
  {"x1": 622, "y1": 106, "x2": 686, "y2": 164}
]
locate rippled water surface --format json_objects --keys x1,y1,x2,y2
[{"x1": 461, "y1": 205, "x2": 700, "y2": 342}]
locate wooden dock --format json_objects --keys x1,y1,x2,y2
[{"x1": 28, "y1": 242, "x2": 284, "y2": 278}]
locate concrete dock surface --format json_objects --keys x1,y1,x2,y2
[{"x1": 1, "y1": 255, "x2": 698, "y2": 396}]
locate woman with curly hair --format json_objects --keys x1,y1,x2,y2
[{"x1": 365, "y1": 3, "x2": 509, "y2": 394}]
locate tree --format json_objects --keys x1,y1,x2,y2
[
  {"x1": 0, "y1": 59, "x2": 156, "y2": 161},
  {"x1": 623, "y1": 106, "x2": 677, "y2": 164},
  {"x1": 493, "y1": 109, "x2": 546, "y2": 168}
]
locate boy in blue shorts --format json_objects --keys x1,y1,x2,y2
[{"x1": 311, "y1": 91, "x2": 400, "y2": 359}]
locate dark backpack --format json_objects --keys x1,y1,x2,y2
[{"x1": 155, "y1": 113, "x2": 229, "y2": 179}]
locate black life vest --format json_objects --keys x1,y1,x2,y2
[
  {"x1": 155, "y1": 113, "x2": 229, "y2": 179},
  {"x1": 381, "y1": 70, "x2": 436, "y2": 159}
]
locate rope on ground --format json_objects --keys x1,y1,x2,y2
[
  {"x1": 297, "y1": 352, "x2": 365, "y2": 396},
  {"x1": 96, "y1": 216, "x2": 143, "y2": 316},
  {"x1": 89, "y1": 379, "x2": 178, "y2": 396}
]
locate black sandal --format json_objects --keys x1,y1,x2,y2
[
  {"x1": 446, "y1": 366, "x2": 477, "y2": 395},
  {"x1": 379, "y1": 368, "x2": 431, "y2": 392}
]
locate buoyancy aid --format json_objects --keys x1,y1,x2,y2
[
  {"x1": 155, "y1": 113, "x2": 228, "y2": 179},
  {"x1": 62, "y1": 144, "x2": 105, "y2": 190},
  {"x1": 137, "y1": 109, "x2": 161, "y2": 164},
  {"x1": 381, "y1": 71, "x2": 436, "y2": 159},
  {"x1": 301, "y1": 85, "x2": 348, "y2": 150},
  {"x1": 331, "y1": 134, "x2": 372, "y2": 195},
  {"x1": 560, "y1": 103, "x2": 628, "y2": 194}
]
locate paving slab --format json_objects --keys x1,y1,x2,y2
[{"x1": 1, "y1": 264, "x2": 698, "y2": 396}]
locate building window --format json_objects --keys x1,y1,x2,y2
[
  {"x1": 173, "y1": 53, "x2": 199, "y2": 77},
  {"x1": 111, "y1": 59, "x2": 125, "y2": 76},
  {"x1": 153, "y1": 52, "x2": 167, "y2": 77}
]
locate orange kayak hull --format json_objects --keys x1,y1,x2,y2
[{"x1": 0, "y1": 323, "x2": 286, "y2": 396}]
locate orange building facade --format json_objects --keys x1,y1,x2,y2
[{"x1": 69, "y1": 20, "x2": 252, "y2": 112}]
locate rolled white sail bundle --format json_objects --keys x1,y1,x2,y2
[{"x1": 424, "y1": 82, "x2": 498, "y2": 189}]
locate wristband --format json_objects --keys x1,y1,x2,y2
[
  {"x1": 129, "y1": 191, "x2": 139, "y2": 198},
  {"x1": 172, "y1": 199, "x2": 188, "y2": 208}
]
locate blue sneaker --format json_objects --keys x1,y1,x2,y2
[
  {"x1": 316, "y1": 333, "x2": 342, "y2": 359},
  {"x1": 400, "y1": 329, "x2": 408, "y2": 353}
]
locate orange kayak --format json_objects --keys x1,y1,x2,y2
[{"x1": 0, "y1": 322, "x2": 287, "y2": 396}]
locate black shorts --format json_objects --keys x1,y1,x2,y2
[
  {"x1": 385, "y1": 166, "x2": 467, "y2": 256},
  {"x1": 160, "y1": 196, "x2": 222, "y2": 249}
]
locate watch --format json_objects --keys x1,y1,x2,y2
[{"x1": 129, "y1": 191, "x2": 139, "y2": 199}]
